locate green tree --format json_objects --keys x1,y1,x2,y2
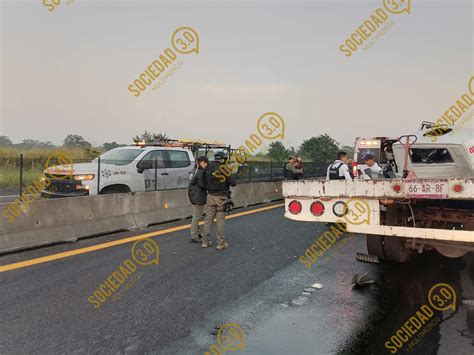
[
  {"x1": 63, "y1": 134, "x2": 91, "y2": 148},
  {"x1": 341, "y1": 145, "x2": 355, "y2": 159},
  {"x1": 85, "y1": 147, "x2": 102, "y2": 160},
  {"x1": 288, "y1": 146, "x2": 297, "y2": 157},
  {"x1": 102, "y1": 141, "x2": 122, "y2": 151},
  {"x1": 17, "y1": 139, "x2": 55, "y2": 148},
  {"x1": 299, "y1": 134, "x2": 340, "y2": 163},
  {"x1": 0, "y1": 136, "x2": 13, "y2": 146},
  {"x1": 132, "y1": 130, "x2": 169, "y2": 143},
  {"x1": 267, "y1": 141, "x2": 289, "y2": 161}
]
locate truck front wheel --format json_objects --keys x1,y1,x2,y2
[
  {"x1": 383, "y1": 236, "x2": 413, "y2": 263},
  {"x1": 99, "y1": 185, "x2": 131, "y2": 195},
  {"x1": 366, "y1": 235, "x2": 413, "y2": 263}
]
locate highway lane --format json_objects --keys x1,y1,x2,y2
[
  {"x1": 0, "y1": 203, "x2": 370, "y2": 354},
  {"x1": 0, "y1": 203, "x2": 472, "y2": 354}
]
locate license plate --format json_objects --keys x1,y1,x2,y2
[{"x1": 405, "y1": 180, "x2": 449, "y2": 198}]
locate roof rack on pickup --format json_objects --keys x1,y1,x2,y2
[{"x1": 133, "y1": 138, "x2": 243, "y2": 159}]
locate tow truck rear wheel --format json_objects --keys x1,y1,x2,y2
[
  {"x1": 366, "y1": 235, "x2": 385, "y2": 259},
  {"x1": 383, "y1": 236, "x2": 413, "y2": 263}
]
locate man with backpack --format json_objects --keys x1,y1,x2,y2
[
  {"x1": 201, "y1": 152, "x2": 237, "y2": 250},
  {"x1": 188, "y1": 156, "x2": 209, "y2": 243},
  {"x1": 326, "y1": 151, "x2": 353, "y2": 180}
]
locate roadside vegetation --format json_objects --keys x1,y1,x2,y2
[{"x1": 0, "y1": 132, "x2": 354, "y2": 189}]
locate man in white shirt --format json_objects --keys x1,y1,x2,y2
[
  {"x1": 326, "y1": 151, "x2": 353, "y2": 180},
  {"x1": 360, "y1": 154, "x2": 383, "y2": 179}
]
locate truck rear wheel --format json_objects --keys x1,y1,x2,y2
[
  {"x1": 366, "y1": 235, "x2": 385, "y2": 259},
  {"x1": 383, "y1": 236, "x2": 413, "y2": 263}
]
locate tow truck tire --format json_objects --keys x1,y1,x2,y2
[
  {"x1": 383, "y1": 236, "x2": 413, "y2": 263},
  {"x1": 366, "y1": 235, "x2": 385, "y2": 259}
]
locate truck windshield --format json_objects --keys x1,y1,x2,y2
[
  {"x1": 97, "y1": 149, "x2": 143, "y2": 165},
  {"x1": 357, "y1": 148, "x2": 381, "y2": 164}
]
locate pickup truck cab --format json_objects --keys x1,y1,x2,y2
[{"x1": 41, "y1": 145, "x2": 196, "y2": 198}]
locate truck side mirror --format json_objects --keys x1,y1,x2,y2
[{"x1": 137, "y1": 160, "x2": 153, "y2": 173}]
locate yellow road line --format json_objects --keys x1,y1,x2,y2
[{"x1": 0, "y1": 203, "x2": 284, "y2": 273}]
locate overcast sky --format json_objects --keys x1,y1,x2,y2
[{"x1": 0, "y1": 0, "x2": 472, "y2": 150}]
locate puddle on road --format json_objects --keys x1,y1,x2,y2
[{"x1": 338, "y1": 251, "x2": 474, "y2": 354}]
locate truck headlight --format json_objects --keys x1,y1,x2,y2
[{"x1": 73, "y1": 174, "x2": 95, "y2": 181}]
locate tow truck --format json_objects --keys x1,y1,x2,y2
[
  {"x1": 283, "y1": 122, "x2": 474, "y2": 262},
  {"x1": 41, "y1": 139, "x2": 233, "y2": 198}
]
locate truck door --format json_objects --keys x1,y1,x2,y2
[
  {"x1": 139, "y1": 150, "x2": 168, "y2": 191},
  {"x1": 164, "y1": 150, "x2": 194, "y2": 189}
]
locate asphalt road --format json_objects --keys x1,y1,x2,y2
[{"x1": 0, "y1": 203, "x2": 472, "y2": 354}]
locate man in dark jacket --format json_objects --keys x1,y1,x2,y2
[
  {"x1": 201, "y1": 152, "x2": 237, "y2": 250},
  {"x1": 188, "y1": 156, "x2": 208, "y2": 243}
]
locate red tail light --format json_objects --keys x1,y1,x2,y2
[
  {"x1": 310, "y1": 201, "x2": 325, "y2": 216},
  {"x1": 352, "y1": 162, "x2": 357, "y2": 178},
  {"x1": 453, "y1": 184, "x2": 463, "y2": 193},
  {"x1": 288, "y1": 200, "x2": 302, "y2": 214},
  {"x1": 392, "y1": 184, "x2": 401, "y2": 192}
]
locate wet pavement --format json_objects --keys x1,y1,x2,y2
[
  {"x1": 0, "y1": 203, "x2": 472, "y2": 354},
  {"x1": 341, "y1": 250, "x2": 474, "y2": 355}
]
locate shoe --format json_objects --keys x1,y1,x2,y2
[
  {"x1": 201, "y1": 240, "x2": 213, "y2": 248},
  {"x1": 190, "y1": 237, "x2": 202, "y2": 243},
  {"x1": 216, "y1": 242, "x2": 229, "y2": 250}
]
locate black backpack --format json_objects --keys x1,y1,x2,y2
[
  {"x1": 188, "y1": 169, "x2": 207, "y2": 205},
  {"x1": 328, "y1": 162, "x2": 345, "y2": 180}
]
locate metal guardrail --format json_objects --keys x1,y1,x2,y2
[{"x1": 0, "y1": 156, "x2": 327, "y2": 197}]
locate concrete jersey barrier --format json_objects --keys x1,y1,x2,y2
[{"x1": 0, "y1": 181, "x2": 282, "y2": 254}]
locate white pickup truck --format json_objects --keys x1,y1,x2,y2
[
  {"x1": 283, "y1": 123, "x2": 474, "y2": 262},
  {"x1": 41, "y1": 140, "x2": 229, "y2": 198}
]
